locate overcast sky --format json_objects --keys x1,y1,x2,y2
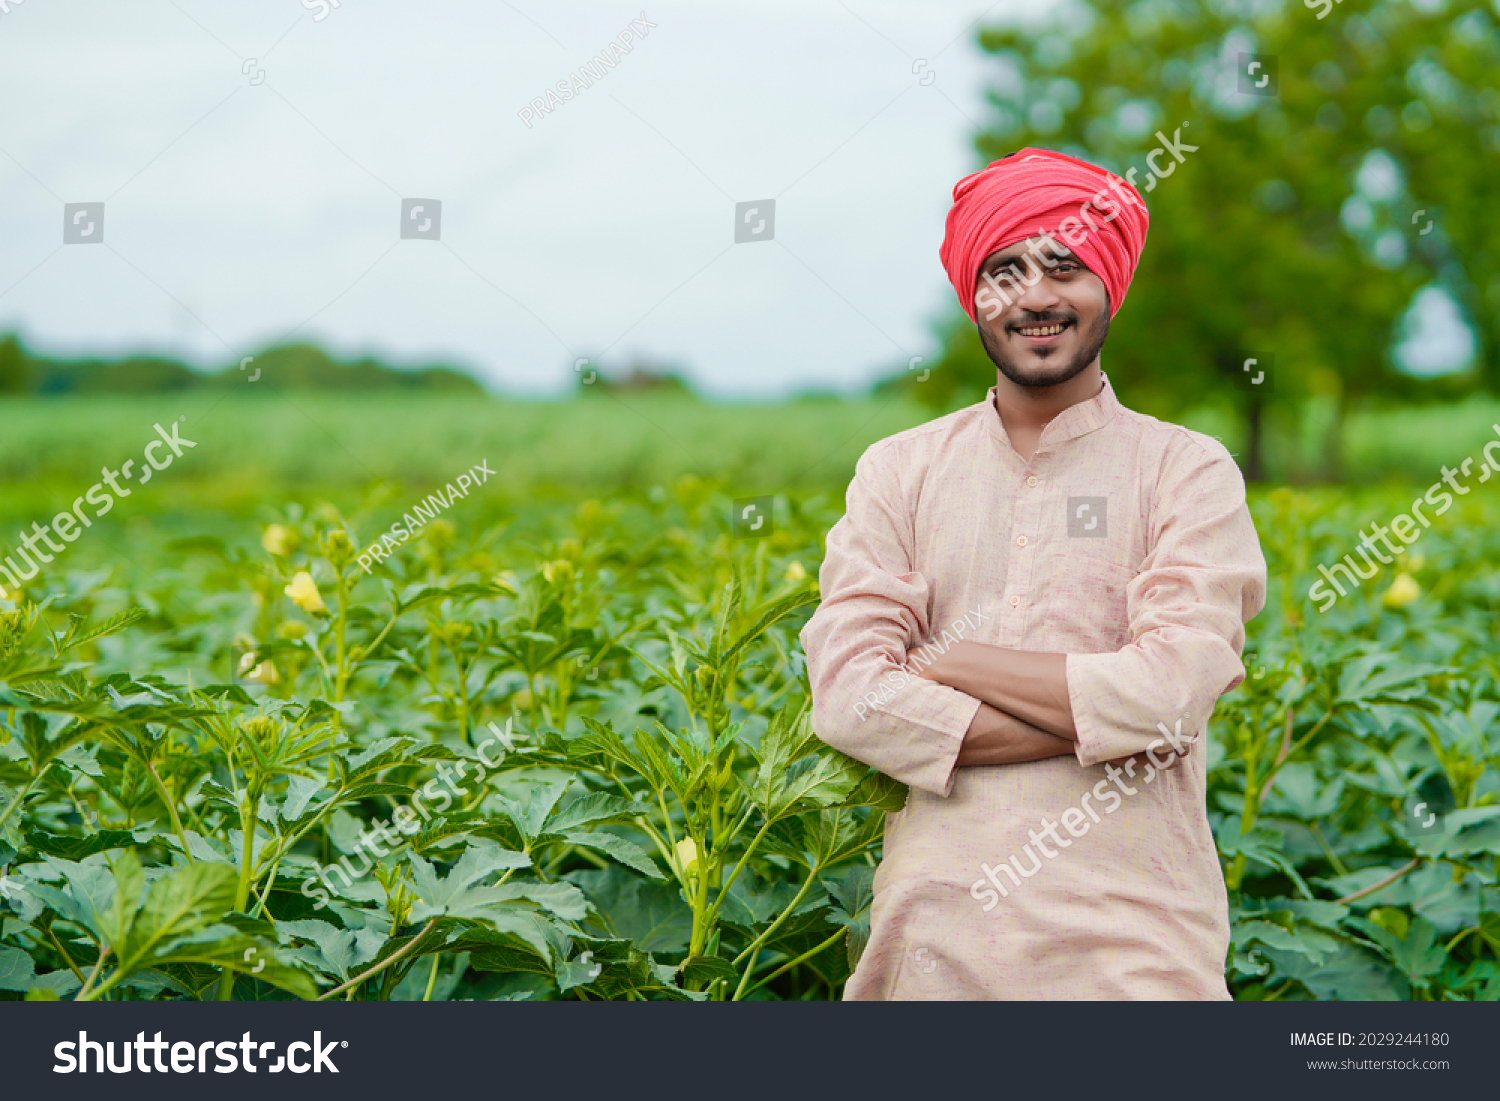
[
  {"x1": 0, "y1": 0, "x2": 1468, "y2": 398},
  {"x1": 0, "y1": 0, "x2": 1054, "y2": 398}
]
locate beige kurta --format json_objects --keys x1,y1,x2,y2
[{"x1": 799, "y1": 372, "x2": 1267, "y2": 999}]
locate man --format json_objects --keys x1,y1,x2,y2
[{"x1": 799, "y1": 148, "x2": 1267, "y2": 999}]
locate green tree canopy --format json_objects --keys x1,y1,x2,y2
[{"x1": 911, "y1": 0, "x2": 1499, "y2": 479}]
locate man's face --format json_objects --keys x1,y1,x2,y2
[{"x1": 973, "y1": 236, "x2": 1111, "y2": 389}]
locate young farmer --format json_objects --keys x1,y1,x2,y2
[{"x1": 800, "y1": 149, "x2": 1267, "y2": 999}]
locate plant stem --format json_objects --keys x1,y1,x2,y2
[
  {"x1": 702, "y1": 819, "x2": 771, "y2": 933},
  {"x1": 733, "y1": 868, "x2": 819, "y2": 966},
  {"x1": 732, "y1": 945, "x2": 762, "y2": 1001},
  {"x1": 737, "y1": 927, "x2": 844, "y2": 1000},
  {"x1": 74, "y1": 947, "x2": 111, "y2": 1001},
  {"x1": 1307, "y1": 822, "x2": 1349, "y2": 876},
  {"x1": 0, "y1": 772, "x2": 42, "y2": 835},
  {"x1": 318, "y1": 918, "x2": 438, "y2": 1001},
  {"x1": 1335, "y1": 858, "x2": 1421, "y2": 905},
  {"x1": 423, "y1": 952, "x2": 442, "y2": 1001},
  {"x1": 446, "y1": 639, "x2": 471, "y2": 745},
  {"x1": 217, "y1": 789, "x2": 261, "y2": 1002},
  {"x1": 145, "y1": 759, "x2": 192, "y2": 858},
  {"x1": 44, "y1": 926, "x2": 86, "y2": 984},
  {"x1": 334, "y1": 569, "x2": 349, "y2": 701}
]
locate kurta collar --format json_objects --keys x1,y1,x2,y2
[{"x1": 983, "y1": 370, "x2": 1122, "y2": 459}]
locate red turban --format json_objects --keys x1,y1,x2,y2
[{"x1": 939, "y1": 148, "x2": 1149, "y2": 324}]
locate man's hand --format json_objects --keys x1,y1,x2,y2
[{"x1": 956, "y1": 703, "x2": 1075, "y2": 768}]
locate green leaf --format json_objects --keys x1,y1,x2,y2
[
  {"x1": 1233, "y1": 919, "x2": 1341, "y2": 965},
  {"x1": 804, "y1": 807, "x2": 884, "y2": 868},
  {"x1": 278, "y1": 919, "x2": 384, "y2": 982},
  {"x1": 25, "y1": 828, "x2": 140, "y2": 862},
  {"x1": 407, "y1": 839, "x2": 533, "y2": 923},
  {"x1": 114, "y1": 860, "x2": 235, "y2": 974},
  {"x1": 1348, "y1": 916, "x2": 1446, "y2": 980},
  {"x1": 492, "y1": 880, "x2": 589, "y2": 921},
  {"x1": 445, "y1": 914, "x2": 557, "y2": 968},
  {"x1": 566, "y1": 865, "x2": 692, "y2": 954},
  {"x1": 279, "y1": 775, "x2": 326, "y2": 823},
  {"x1": 100, "y1": 849, "x2": 148, "y2": 949},
  {"x1": 561, "y1": 829, "x2": 664, "y2": 879},
  {"x1": 54, "y1": 608, "x2": 148, "y2": 656},
  {"x1": 148, "y1": 928, "x2": 319, "y2": 999},
  {"x1": 0, "y1": 945, "x2": 36, "y2": 991},
  {"x1": 1263, "y1": 940, "x2": 1406, "y2": 1000},
  {"x1": 544, "y1": 792, "x2": 650, "y2": 835},
  {"x1": 676, "y1": 954, "x2": 737, "y2": 986},
  {"x1": 759, "y1": 752, "x2": 863, "y2": 820}
]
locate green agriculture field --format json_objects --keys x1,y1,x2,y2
[
  {"x1": 2, "y1": 391, "x2": 1500, "y2": 502},
  {"x1": 1, "y1": 394, "x2": 1498, "y2": 1000}
]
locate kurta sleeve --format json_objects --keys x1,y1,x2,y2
[
  {"x1": 799, "y1": 444, "x2": 982, "y2": 797},
  {"x1": 1066, "y1": 435, "x2": 1267, "y2": 768}
]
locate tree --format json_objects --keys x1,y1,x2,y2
[{"x1": 914, "y1": 0, "x2": 1500, "y2": 480}]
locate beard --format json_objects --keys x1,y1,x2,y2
[{"x1": 978, "y1": 306, "x2": 1110, "y2": 389}]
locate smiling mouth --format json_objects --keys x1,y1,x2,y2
[{"x1": 1012, "y1": 321, "x2": 1071, "y2": 339}]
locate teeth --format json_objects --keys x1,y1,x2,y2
[{"x1": 1017, "y1": 323, "x2": 1066, "y2": 336}]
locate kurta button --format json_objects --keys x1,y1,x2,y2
[
  {"x1": 1017, "y1": 535, "x2": 1028, "y2": 547},
  {"x1": 1009, "y1": 595, "x2": 1020, "y2": 607},
  {"x1": 1026, "y1": 476, "x2": 1038, "y2": 488}
]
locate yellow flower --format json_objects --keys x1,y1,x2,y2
[
  {"x1": 675, "y1": 837, "x2": 699, "y2": 877},
  {"x1": 541, "y1": 559, "x2": 574, "y2": 584},
  {"x1": 261, "y1": 524, "x2": 297, "y2": 557},
  {"x1": 784, "y1": 560, "x2": 807, "y2": 582},
  {"x1": 1381, "y1": 573, "x2": 1420, "y2": 609},
  {"x1": 238, "y1": 652, "x2": 281, "y2": 685},
  {"x1": 285, "y1": 571, "x2": 329, "y2": 615}
]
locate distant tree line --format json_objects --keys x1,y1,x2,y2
[{"x1": 0, "y1": 335, "x2": 485, "y2": 396}]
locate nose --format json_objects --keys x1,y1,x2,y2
[{"x1": 1011, "y1": 267, "x2": 1062, "y2": 319}]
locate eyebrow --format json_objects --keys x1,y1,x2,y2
[{"x1": 983, "y1": 246, "x2": 1080, "y2": 271}]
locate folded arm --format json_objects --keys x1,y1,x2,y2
[
  {"x1": 922, "y1": 440, "x2": 1266, "y2": 769},
  {"x1": 914, "y1": 644, "x2": 1075, "y2": 740},
  {"x1": 925, "y1": 647, "x2": 1190, "y2": 772}
]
